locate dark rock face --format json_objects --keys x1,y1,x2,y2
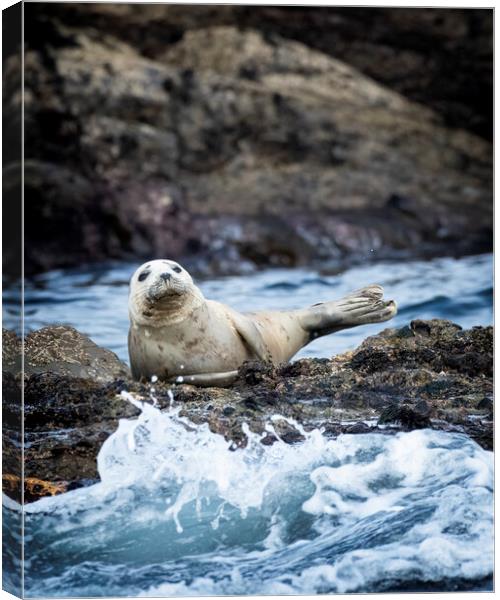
[
  {"x1": 24, "y1": 4, "x2": 494, "y2": 140},
  {"x1": 2, "y1": 320, "x2": 492, "y2": 503},
  {"x1": 236, "y1": 7, "x2": 494, "y2": 141},
  {"x1": 3, "y1": 5, "x2": 492, "y2": 277}
]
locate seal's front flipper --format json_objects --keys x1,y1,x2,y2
[
  {"x1": 168, "y1": 370, "x2": 239, "y2": 387},
  {"x1": 300, "y1": 284, "x2": 397, "y2": 338}
]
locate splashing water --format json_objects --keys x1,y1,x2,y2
[{"x1": 7, "y1": 390, "x2": 493, "y2": 597}]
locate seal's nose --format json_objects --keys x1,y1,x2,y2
[{"x1": 160, "y1": 272, "x2": 171, "y2": 282}]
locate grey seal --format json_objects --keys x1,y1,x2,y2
[{"x1": 128, "y1": 259, "x2": 397, "y2": 386}]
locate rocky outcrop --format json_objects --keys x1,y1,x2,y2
[
  {"x1": 2, "y1": 320, "x2": 493, "y2": 503},
  {"x1": 2, "y1": 326, "x2": 131, "y2": 499},
  {"x1": 24, "y1": 326, "x2": 130, "y2": 383},
  {"x1": 24, "y1": 4, "x2": 494, "y2": 140},
  {"x1": 3, "y1": 326, "x2": 130, "y2": 383},
  {"x1": 2, "y1": 5, "x2": 492, "y2": 277}
]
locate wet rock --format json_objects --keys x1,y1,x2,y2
[
  {"x1": 348, "y1": 319, "x2": 493, "y2": 378},
  {"x1": 2, "y1": 475, "x2": 68, "y2": 504},
  {"x1": 378, "y1": 403, "x2": 432, "y2": 429},
  {"x1": 2, "y1": 326, "x2": 130, "y2": 493},
  {"x1": 2, "y1": 329, "x2": 21, "y2": 371},
  {"x1": 344, "y1": 421, "x2": 372, "y2": 434},
  {"x1": 237, "y1": 360, "x2": 276, "y2": 386},
  {"x1": 5, "y1": 6, "x2": 492, "y2": 276},
  {"x1": 20, "y1": 326, "x2": 130, "y2": 383},
  {"x1": 2, "y1": 319, "x2": 492, "y2": 503}
]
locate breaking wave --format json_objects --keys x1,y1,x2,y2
[{"x1": 7, "y1": 390, "x2": 493, "y2": 597}]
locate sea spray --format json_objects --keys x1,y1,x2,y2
[
  {"x1": 97, "y1": 391, "x2": 335, "y2": 528},
  {"x1": 18, "y1": 388, "x2": 494, "y2": 597}
]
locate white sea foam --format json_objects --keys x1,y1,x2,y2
[{"x1": 20, "y1": 391, "x2": 493, "y2": 597}]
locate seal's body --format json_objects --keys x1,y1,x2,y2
[{"x1": 128, "y1": 260, "x2": 397, "y2": 386}]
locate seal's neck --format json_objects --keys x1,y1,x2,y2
[
  {"x1": 152, "y1": 287, "x2": 205, "y2": 324},
  {"x1": 130, "y1": 286, "x2": 205, "y2": 328}
]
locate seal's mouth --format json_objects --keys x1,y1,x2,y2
[{"x1": 146, "y1": 284, "x2": 183, "y2": 304}]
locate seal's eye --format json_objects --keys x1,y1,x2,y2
[
  {"x1": 138, "y1": 271, "x2": 150, "y2": 282},
  {"x1": 173, "y1": 266, "x2": 182, "y2": 273}
]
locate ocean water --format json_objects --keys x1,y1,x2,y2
[
  {"x1": 3, "y1": 394, "x2": 494, "y2": 597},
  {"x1": 2, "y1": 253, "x2": 494, "y2": 596}
]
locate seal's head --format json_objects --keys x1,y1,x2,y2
[{"x1": 128, "y1": 259, "x2": 203, "y2": 326}]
